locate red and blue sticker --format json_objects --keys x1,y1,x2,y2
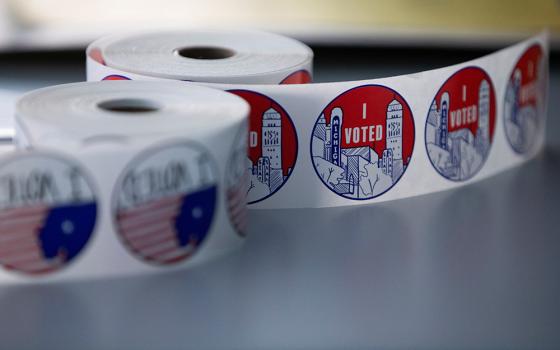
[
  {"x1": 425, "y1": 67, "x2": 496, "y2": 181},
  {"x1": 228, "y1": 90, "x2": 298, "y2": 204},
  {"x1": 113, "y1": 141, "x2": 218, "y2": 265},
  {"x1": 311, "y1": 85, "x2": 415, "y2": 200},
  {"x1": 504, "y1": 44, "x2": 546, "y2": 154},
  {"x1": 0, "y1": 153, "x2": 97, "y2": 275}
]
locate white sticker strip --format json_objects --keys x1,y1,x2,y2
[
  {"x1": 87, "y1": 30, "x2": 549, "y2": 210},
  {"x1": 0, "y1": 81, "x2": 249, "y2": 283}
]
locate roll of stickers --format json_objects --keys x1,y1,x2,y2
[
  {"x1": 88, "y1": 30, "x2": 313, "y2": 84},
  {"x1": 87, "y1": 30, "x2": 550, "y2": 210},
  {"x1": 0, "y1": 81, "x2": 249, "y2": 283}
]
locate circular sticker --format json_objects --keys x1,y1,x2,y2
[
  {"x1": 425, "y1": 67, "x2": 496, "y2": 181},
  {"x1": 280, "y1": 70, "x2": 312, "y2": 84},
  {"x1": 0, "y1": 153, "x2": 97, "y2": 275},
  {"x1": 103, "y1": 75, "x2": 131, "y2": 81},
  {"x1": 113, "y1": 142, "x2": 218, "y2": 265},
  {"x1": 226, "y1": 124, "x2": 249, "y2": 236},
  {"x1": 504, "y1": 44, "x2": 546, "y2": 154},
  {"x1": 228, "y1": 90, "x2": 298, "y2": 204},
  {"x1": 311, "y1": 85, "x2": 415, "y2": 200}
]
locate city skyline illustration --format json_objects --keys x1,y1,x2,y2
[
  {"x1": 229, "y1": 90, "x2": 298, "y2": 204},
  {"x1": 247, "y1": 106, "x2": 294, "y2": 203}
]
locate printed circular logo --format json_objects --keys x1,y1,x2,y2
[
  {"x1": 228, "y1": 90, "x2": 298, "y2": 204},
  {"x1": 226, "y1": 125, "x2": 249, "y2": 236},
  {"x1": 504, "y1": 44, "x2": 546, "y2": 154},
  {"x1": 425, "y1": 67, "x2": 496, "y2": 181},
  {"x1": 311, "y1": 85, "x2": 414, "y2": 200},
  {"x1": 113, "y1": 142, "x2": 218, "y2": 265},
  {"x1": 0, "y1": 153, "x2": 97, "y2": 275}
]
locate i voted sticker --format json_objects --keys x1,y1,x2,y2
[
  {"x1": 310, "y1": 85, "x2": 415, "y2": 200},
  {"x1": 229, "y1": 90, "x2": 298, "y2": 204},
  {"x1": 113, "y1": 141, "x2": 218, "y2": 265},
  {"x1": 425, "y1": 67, "x2": 496, "y2": 181},
  {"x1": 0, "y1": 153, "x2": 97, "y2": 275},
  {"x1": 504, "y1": 44, "x2": 547, "y2": 154}
]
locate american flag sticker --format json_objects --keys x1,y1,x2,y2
[
  {"x1": 0, "y1": 153, "x2": 97, "y2": 275},
  {"x1": 114, "y1": 142, "x2": 218, "y2": 265},
  {"x1": 226, "y1": 124, "x2": 249, "y2": 236}
]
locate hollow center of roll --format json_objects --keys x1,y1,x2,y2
[
  {"x1": 98, "y1": 98, "x2": 160, "y2": 113},
  {"x1": 175, "y1": 46, "x2": 235, "y2": 60}
]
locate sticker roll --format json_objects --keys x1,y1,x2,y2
[
  {"x1": 0, "y1": 81, "x2": 249, "y2": 283},
  {"x1": 88, "y1": 30, "x2": 549, "y2": 211},
  {"x1": 87, "y1": 30, "x2": 313, "y2": 84}
]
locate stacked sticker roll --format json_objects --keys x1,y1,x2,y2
[
  {"x1": 88, "y1": 30, "x2": 549, "y2": 210},
  {"x1": 0, "y1": 81, "x2": 249, "y2": 283}
]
